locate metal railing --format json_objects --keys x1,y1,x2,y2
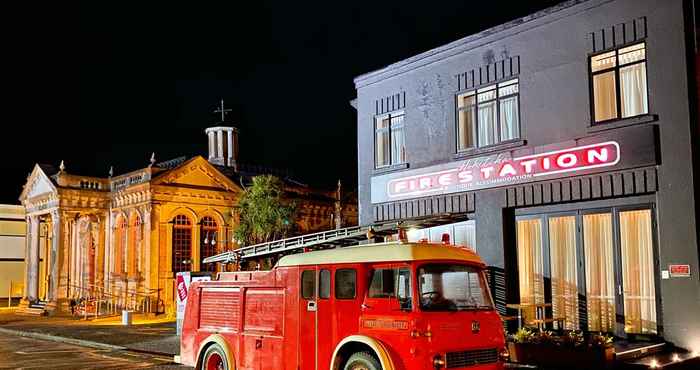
[{"x1": 67, "y1": 280, "x2": 162, "y2": 320}]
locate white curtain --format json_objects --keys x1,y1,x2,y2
[
  {"x1": 499, "y1": 96, "x2": 519, "y2": 141},
  {"x1": 458, "y1": 107, "x2": 475, "y2": 150},
  {"x1": 593, "y1": 72, "x2": 617, "y2": 122},
  {"x1": 478, "y1": 101, "x2": 497, "y2": 146},
  {"x1": 375, "y1": 118, "x2": 390, "y2": 167},
  {"x1": 620, "y1": 63, "x2": 648, "y2": 118},
  {"x1": 549, "y1": 216, "x2": 579, "y2": 330},
  {"x1": 620, "y1": 210, "x2": 656, "y2": 334},
  {"x1": 390, "y1": 116, "x2": 405, "y2": 165},
  {"x1": 583, "y1": 213, "x2": 616, "y2": 332},
  {"x1": 517, "y1": 219, "x2": 545, "y2": 324}
]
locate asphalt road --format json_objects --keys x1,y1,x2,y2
[{"x1": 0, "y1": 333, "x2": 192, "y2": 369}]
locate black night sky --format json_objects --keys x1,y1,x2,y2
[{"x1": 3, "y1": 1, "x2": 562, "y2": 204}]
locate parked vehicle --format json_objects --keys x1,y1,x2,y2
[{"x1": 179, "y1": 241, "x2": 508, "y2": 370}]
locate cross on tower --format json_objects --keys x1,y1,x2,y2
[{"x1": 213, "y1": 99, "x2": 232, "y2": 122}]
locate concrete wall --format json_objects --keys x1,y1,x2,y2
[
  {"x1": 355, "y1": 0, "x2": 699, "y2": 349},
  {"x1": 0, "y1": 205, "x2": 25, "y2": 301}
]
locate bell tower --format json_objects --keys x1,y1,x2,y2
[{"x1": 205, "y1": 99, "x2": 239, "y2": 170}]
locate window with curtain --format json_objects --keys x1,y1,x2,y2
[
  {"x1": 375, "y1": 112, "x2": 405, "y2": 168},
  {"x1": 549, "y1": 216, "x2": 579, "y2": 330},
  {"x1": 457, "y1": 79, "x2": 519, "y2": 150},
  {"x1": 172, "y1": 215, "x2": 192, "y2": 274},
  {"x1": 583, "y1": 213, "x2": 616, "y2": 333},
  {"x1": 619, "y1": 209, "x2": 656, "y2": 334},
  {"x1": 516, "y1": 218, "x2": 545, "y2": 325},
  {"x1": 199, "y1": 216, "x2": 218, "y2": 272},
  {"x1": 590, "y1": 43, "x2": 648, "y2": 123}
]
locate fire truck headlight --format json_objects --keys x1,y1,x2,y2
[
  {"x1": 432, "y1": 354, "x2": 445, "y2": 369},
  {"x1": 498, "y1": 347, "x2": 510, "y2": 362}
]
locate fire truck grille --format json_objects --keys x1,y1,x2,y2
[{"x1": 445, "y1": 348, "x2": 498, "y2": 368}]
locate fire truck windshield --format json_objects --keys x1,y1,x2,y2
[{"x1": 418, "y1": 264, "x2": 494, "y2": 311}]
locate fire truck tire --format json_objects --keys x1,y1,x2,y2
[
  {"x1": 200, "y1": 343, "x2": 229, "y2": 370},
  {"x1": 344, "y1": 351, "x2": 382, "y2": 370}
]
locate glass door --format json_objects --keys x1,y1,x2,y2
[
  {"x1": 582, "y1": 212, "x2": 616, "y2": 333},
  {"x1": 548, "y1": 215, "x2": 579, "y2": 330}
]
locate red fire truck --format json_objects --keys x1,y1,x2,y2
[{"x1": 179, "y1": 241, "x2": 508, "y2": 370}]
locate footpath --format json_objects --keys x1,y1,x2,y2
[{"x1": 0, "y1": 308, "x2": 180, "y2": 356}]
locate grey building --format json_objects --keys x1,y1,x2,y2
[{"x1": 353, "y1": 0, "x2": 699, "y2": 350}]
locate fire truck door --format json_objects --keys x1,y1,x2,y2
[
  {"x1": 299, "y1": 269, "x2": 317, "y2": 370},
  {"x1": 316, "y1": 269, "x2": 333, "y2": 370}
]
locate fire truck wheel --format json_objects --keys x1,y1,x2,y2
[
  {"x1": 201, "y1": 343, "x2": 229, "y2": 370},
  {"x1": 344, "y1": 351, "x2": 382, "y2": 370}
]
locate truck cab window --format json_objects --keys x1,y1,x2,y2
[
  {"x1": 369, "y1": 267, "x2": 412, "y2": 310},
  {"x1": 335, "y1": 269, "x2": 356, "y2": 299},
  {"x1": 319, "y1": 269, "x2": 331, "y2": 299},
  {"x1": 301, "y1": 270, "x2": 316, "y2": 299}
]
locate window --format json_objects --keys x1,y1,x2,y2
[
  {"x1": 319, "y1": 269, "x2": 331, "y2": 299},
  {"x1": 335, "y1": 269, "x2": 356, "y2": 299},
  {"x1": 127, "y1": 213, "x2": 141, "y2": 275},
  {"x1": 200, "y1": 216, "x2": 218, "y2": 272},
  {"x1": 375, "y1": 112, "x2": 406, "y2": 168},
  {"x1": 369, "y1": 267, "x2": 412, "y2": 310},
  {"x1": 172, "y1": 215, "x2": 192, "y2": 273},
  {"x1": 457, "y1": 79, "x2": 519, "y2": 150},
  {"x1": 418, "y1": 264, "x2": 493, "y2": 311},
  {"x1": 301, "y1": 270, "x2": 316, "y2": 300},
  {"x1": 114, "y1": 216, "x2": 127, "y2": 274},
  {"x1": 590, "y1": 43, "x2": 648, "y2": 123}
]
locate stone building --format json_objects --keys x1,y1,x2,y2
[
  {"x1": 18, "y1": 118, "x2": 357, "y2": 316},
  {"x1": 0, "y1": 204, "x2": 25, "y2": 304}
]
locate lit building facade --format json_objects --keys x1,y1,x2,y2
[
  {"x1": 354, "y1": 0, "x2": 699, "y2": 349},
  {"x1": 0, "y1": 204, "x2": 25, "y2": 303},
  {"x1": 19, "y1": 123, "x2": 357, "y2": 316}
]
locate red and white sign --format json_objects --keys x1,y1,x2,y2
[
  {"x1": 176, "y1": 274, "x2": 188, "y2": 301},
  {"x1": 669, "y1": 264, "x2": 691, "y2": 277},
  {"x1": 385, "y1": 141, "x2": 620, "y2": 199}
]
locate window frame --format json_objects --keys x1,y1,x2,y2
[
  {"x1": 301, "y1": 270, "x2": 316, "y2": 300},
  {"x1": 588, "y1": 41, "x2": 649, "y2": 125},
  {"x1": 455, "y1": 78, "x2": 521, "y2": 152},
  {"x1": 319, "y1": 269, "x2": 331, "y2": 299},
  {"x1": 374, "y1": 110, "x2": 406, "y2": 169}
]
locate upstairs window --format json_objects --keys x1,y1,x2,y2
[
  {"x1": 457, "y1": 79, "x2": 519, "y2": 151},
  {"x1": 375, "y1": 112, "x2": 406, "y2": 168},
  {"x1": 590, "y1": 43, "x2": 648, "y2": 123}
]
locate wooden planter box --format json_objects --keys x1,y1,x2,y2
[{"x1": 508, "y1": 342, "x2": 614, "y2": 369}]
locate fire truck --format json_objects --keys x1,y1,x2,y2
[{"x1": 178, "y1": 230, "x2": 508, "y2": 370}]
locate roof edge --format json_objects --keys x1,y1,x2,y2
[{"x1": 353, "y1": 0, "x2": 594, "y2": 88}]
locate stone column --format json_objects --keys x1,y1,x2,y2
[
  {"x1": 216, "y1": 130, "x2": 224, "y2": 159},
  {"x1": 48, "y1": 210, "x2": 61, "y2": 302},
  {"x1": 143, "y1": 205, "x2": 152, "y2": 290},
  {"x1": 227, "y1": 129, "x2": 233, "y2": 165},
  {"x1": 26, "y1": 215, "x2": 40, "y2": 301},
  {"x1": 208, "y1": 131, "x2": 215, "y2": 159}
]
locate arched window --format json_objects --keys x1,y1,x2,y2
[
  {"x1": 172, "y1": 215, "x2": 192, "y2": 273},
  {"x1": 128, "y1": 213, "x2": 141, "y2": 275},
  {"x1": 200, "y1": 216, "x2": 218, "y2": 272},
  {"x1": 114, "y1": 216, "x2": 127, "y2": 274}
]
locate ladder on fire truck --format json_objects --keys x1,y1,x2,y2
[{"x1": 202, "y1": 213, "x2": 468, "y2": 265}]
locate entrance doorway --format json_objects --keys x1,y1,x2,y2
[{"x1": 515, "y1": 206, "x2": 658, "y2": 337}]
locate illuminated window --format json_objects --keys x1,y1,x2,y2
[
  {"x1": 172, "y1": 215, "x2": 192, "y2": 273},
  {"x1": 127, "y1": 214, "x2": 141, "y2": 275},
  {"x1": 199, "y1": 216, "x2": 218, "y2": 272},
  {"x1": 375, "y1": 111, "x2": 406, "y2": 168},
  {"x1": 590, "y1": 43, "x2": 648, "y2": 123},
  {"x1": 457, "y1": 79, "x2": 519, "y2": 150},
  {"x1": 114, "y1": 216, "x2": 127, "y2": 274}
]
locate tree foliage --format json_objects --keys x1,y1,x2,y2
[{"x1": 233, "y1": 175, "x2": 296, "y2": 246}]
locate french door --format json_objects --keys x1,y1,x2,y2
[{"x1": 516, "y1": 206, "x2": 658, "y2": 336}]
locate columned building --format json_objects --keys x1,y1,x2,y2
[{"x1": 19, "y1": 114, "x2": 357, "y2": 316}]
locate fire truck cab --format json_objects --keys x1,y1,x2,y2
[{"x1": 179, "y1": 241, "x2": 507, "y2": 370}]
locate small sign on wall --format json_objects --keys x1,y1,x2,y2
[{"x1": 668, "y1": 264, "x2": 691, "y2": 278}]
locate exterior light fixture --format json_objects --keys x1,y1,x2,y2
[
  {"x1": 672, "y1": 353, "x2": 680, "y2": 362},
  {"x1": 211, "y1": 232, "x2": 216, "y2": 246},
  {"x1": 649, "y1": 359, "x2": 658, "y2": 368}
]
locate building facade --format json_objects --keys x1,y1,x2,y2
[
  {"x1": 0, "y1": 204, "x2": 25, "y2": 304},
  {"x1": 354, "y1": 0, "x2": 699, "y2": 350},
  {"x1": 19, "y1": 124, "x2": 357, "y2": 316}
]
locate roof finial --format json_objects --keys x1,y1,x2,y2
[
  {"x1": 108, "y1": 166, "x2": 114, "y2": 177},
  {"x1": 149, "y1": 152, "x2": 156, "y2": 166},
  {"x1": 59, "y1": 160, "x2": 65, "y2": 172}
]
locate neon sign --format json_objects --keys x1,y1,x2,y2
[{"x1": 386, "y1": 141, "x2": 620, "y2": 199}]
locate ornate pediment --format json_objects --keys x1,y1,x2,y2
[
  {"x1": 151, "y1": 156, "x2": 241, "y2": 193},
  {"x1": 20, "y1": 164, "x2": 59, "y2": 201}
]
